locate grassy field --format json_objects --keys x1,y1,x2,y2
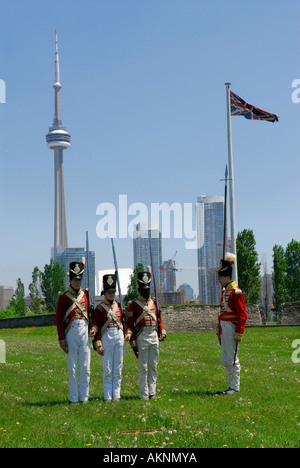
[{"x1": 0, "y1": 326, "x2": 299, "y2": 448}]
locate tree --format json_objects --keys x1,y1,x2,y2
[
  {"x1": 28, "y1": 266, "x2": 43, "y2": 314},
  {"x1": 124, "y1": 263, "x2": 145, "y2": 305},
  {"x1": 10, "y1": 278, "x2": 27, "y2": 317},
  {"x1": 285, "y1": 239, "x2": 300, "y2": 302},
  {"x1": 41, "y1": 260, "x2": 66, "y2": 314},
  {"x1": 272, "y1": 244, "x2": 289, "y2": 310},
  {"x1": 236, "y1": 229, "x2": 261, "y2": 304}
]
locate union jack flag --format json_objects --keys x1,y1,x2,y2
[{"x1": 230, "y1": 91, "x2": 279, "y2": 122}]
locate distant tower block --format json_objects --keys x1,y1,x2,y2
[{"x1": 46, "y1": 30, "x2": 71, "y2": 254}]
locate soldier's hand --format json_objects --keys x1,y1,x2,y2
[
  {"x1": 89, "y1": 329, "x2": 96, "y2": 337},
  {"x1": 61, "y1": 345, "x2": 69, "y2": 354},
  {"x1": 235, "y1": 333, "x2": 243, "y2": 343},
  {"x1": 97, "y1": 346, "x2": 104, "y2": 356}
]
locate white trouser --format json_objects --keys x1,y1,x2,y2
[
  {"x1": 66, "y1": 319, "x2": 90, "y2": 402},
  {"x1": 136, "y1": 327, "x2": 159, "y2": 399},
  {"x1": 101, "y1": 327, "x2": 125, "y2": 401},
  {"x1": 220, "y1": 321, "x2": 241, "y2": 391}
]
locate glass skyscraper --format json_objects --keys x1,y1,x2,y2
[
  {"x1": 196, "y1": 196, "x2": 224, "y2": 304},
  {"x1": 133, "y1": 223, "x2": 162, "y2": 291}
]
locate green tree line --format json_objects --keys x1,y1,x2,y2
[
  {"x1": 272, "y1": 239, "x2": 300, "y2": 310},
  {"x1": 1, "y1": 260, "x2": 65, "y2": 318},
  {"x1": 236, "y1": 229, "x2": 300, "y2": 310}
]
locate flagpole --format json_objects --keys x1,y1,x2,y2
[{"x1": 225, "y1": 82, "x2": 238, "y2": 283}]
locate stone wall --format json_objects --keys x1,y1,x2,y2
[
  {"x1": 161, "y1": 303, "x2": 266, "y2": 333},
  {"x1": 0, "y1": 303, "x2": 269, "y2": 332},
  {"x1": 278, "y1": 302, "x2": 300, "y2": 326}
]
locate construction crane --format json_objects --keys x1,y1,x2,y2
[{"x1": 160, "y1": 251, "x2": 208, "y2": 291}]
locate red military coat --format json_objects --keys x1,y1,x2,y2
[
  {"x1": 127, "y1": 296, "x2": 166, "y2": 341},
  {"x1": 217, "y1": 281, "x2": 247, "y2": 337},
  {"x1": 56, "y1": 287, "x2": 89, "y2": 347},
  {"x1": 91, "y1": 299, "x2": 125, "y2": 349}
]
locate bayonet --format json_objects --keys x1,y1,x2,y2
[
  {"x1": 111, "y1": 238, "x2": 126, "y2": 320},
  {"x1": 85, "y1": 231, "x2": 93, "y2": 316}
]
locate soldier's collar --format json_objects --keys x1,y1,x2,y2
[
  {"x1": 104, "y1": 298, "x2": 115, "y2": 305},
  {"x1": 138, "y1": 294, "x2": 151, "y2": 302},
  {"x1": 225, "y1": 281, "x2": 237, "y2": 291},
  {"x1": 68, "y1": 286, "x2": 82, "y2": 297}
]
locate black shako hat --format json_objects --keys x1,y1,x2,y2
[
  {"x1": 218, "y1": 253, "x2": 236, "y2": 277},
  {"x1": 101, "y1": 274, "x2": 117, "y2": 295},
  {"x1": 137, "y1": 271, "x2": 151, "y2": 289},
  {"x1": 68, "y1": 261, "x2": 85, "y2": 280}
]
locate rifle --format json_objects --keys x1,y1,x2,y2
[
  {"x1": 232, "y1": 343, "x2": 238, "y2": 380},
  {"x1": 110, "y1": 238, "x2": 126, "y2": 321},
  {"x1": 148, "y1": 236, "x2": 162, "y2": 338},
  {"x1": 85, "y1": 231, "x2": 94, "y2": 319}
]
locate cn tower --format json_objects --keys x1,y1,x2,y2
[{"x1": 46, "y1": 30, "x2": 71, "y2": 254}]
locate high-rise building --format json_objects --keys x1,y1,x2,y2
[
  {"x1": 0, "y1": 286, "x2": 14, "y2": 310},
  {"x1": 46, "y1": 31, "x2": 71, "y2": 255},
  {"x1": 161, "y1": 259, "x2": 176, "y2": 292},
  {"x1": 133, "y1": 223, "x2": 162, "y2": 291},
  {"x1": 178, "y1": 283, "x2": 194, "y2": 302},
  {"x1": 196, "y1": 196, "x2": 224, "y2": 304}
]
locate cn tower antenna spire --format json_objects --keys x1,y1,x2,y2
[
  {"x1": 53, "y1": 29, "x2": 62, "y2": 126},
  {"x1": 55, "y1": 29, "x2": 60, "y2": 84}
]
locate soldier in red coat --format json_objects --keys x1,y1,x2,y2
[
  {"x1": 90, "y1": 274, "x2": 131, "y2": 401},
  {"x1": 127, "y1": 271, "x2": 166, "y2": 400},
  {"x1": 56, "y1": 261, "x2": 91, "y2": 404},
  {"x1": 216, "y1": 253, "x2": 247, "y2": 395}
]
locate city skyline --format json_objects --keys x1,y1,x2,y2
[{"x1": 0, "y1": 1, "x2": 299, "y2": 298}]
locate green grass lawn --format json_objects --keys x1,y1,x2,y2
[{"x1": 0, "y1": 326, "x2": 299, "y2": 448}]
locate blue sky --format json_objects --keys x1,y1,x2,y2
[{"x1": 0, "y1": 0, "x2": 299, "y2": 296}]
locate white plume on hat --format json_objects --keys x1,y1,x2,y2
[{"x1": 225, "y1": 252, "x2": 236, "y2": 264}]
